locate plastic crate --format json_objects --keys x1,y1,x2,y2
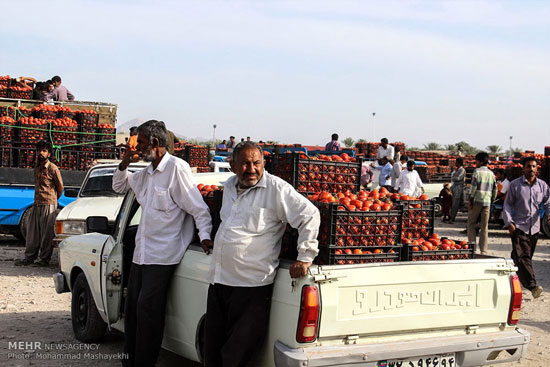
[
  {"x1": 401, "y1": 239, "x2": 475, "y2": 261},
  {"x1": 74, "y1": 111, "x2": 98, "y2": 127},
  {"x1": 51, "y1": 125, "x2": 78, "y2": 146},
  {"x1": 315, "y1": 202, "x2": 402, "y2": 248},
  {"x1": 399, "y1": 199, "x2": 435, "y2": 241},
  {"x1": 0, "y1": 145, "x2": 14, "y2": 167},
  {"x1": 267, "y1": 153, "x2": 362, "y2": 195},
  {"x1": 0, "y1": 117, "x2": 16, "y2": 143},
  {"x1": 33, "y1": 110, "x2": 58, "y2": 120},
  {"x1": 202, "y1": 189, "x2": 223, "y2": 237},
  {"x1": 315, "y1": 246, "x2": 401, "y2": 265},
  {"x1": 18, "y1": 123, "x2": 48, "y2": 144},
  {"x1": 17, "y1": 145, "x2": 36, "y2": 168},
  {"x1": 0, "y1": 88, "x2": 7, "y2": 98},
  {"x1": 7, "y1": 88, "x2": 32, "y2": 100}
]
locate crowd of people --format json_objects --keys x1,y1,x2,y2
[
  {"x1": 11, "y1": 127, "x2": 550, "y2": 366},
  {"x1": 14, "y1": 75, "x2": 74, "y2": 102}
]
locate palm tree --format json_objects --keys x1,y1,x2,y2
[
  {"x1": 357, "y1": 138, "x2": 367, "y2": 143},
  {"x1": 445, "y1": 144, "x2": 456, "y2": 153},
  {"x1": 454, "y1": 141, "x2": 480, "y2": 155},
  {"x1": 342, "y1": 137, "x2": 355, "y2": 148},
  {"x1": 486, "y1": 145, "x2": 502, "y2": 156},
  {"x1": 423, "y1": 142, "x2": 442, "y2": 151}
]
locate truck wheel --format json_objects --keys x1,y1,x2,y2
[
  {"x1": 434, "y1": 200, "x2": 443, "y2": 217},
  {"x1": 71, "y1": 273, "x2": 107, "y2": 342},
  {"x1": 542, "y1": 214, "x2": 550, "y2": 239},
  {"x1": 18, "y1": 207, "x2": 32, "y2": 240}
]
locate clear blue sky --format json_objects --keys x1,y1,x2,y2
[{"x1": 2, "y1": 1, "x2": 549, "y2": 152}]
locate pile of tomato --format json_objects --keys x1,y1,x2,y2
[
  {"x1": 270, "y1": 153, "x2": 361, "y2": 195},
  {"x1": 51, "y1": 118, "x2": 78, "y2": 145},
  {"x1": 19, "y1": 117, "x2": 48, "y2": 143},
  {"x1": 403, "y1": 233, "x2": 473, "y2": 261}
]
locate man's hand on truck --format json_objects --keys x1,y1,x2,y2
[{"x1": 290, "y1": 260, "x2": 312, "y2": 279}]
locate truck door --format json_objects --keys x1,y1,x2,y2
[{"x1": 101, "y1": 191, "x2": 136, "y2": 324}]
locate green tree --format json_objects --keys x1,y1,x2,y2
[
  {"x1": 454, "y1": 141, "x2": 479, "y2": 155},
  {"x1": 445, "y1": 144, "x2": 456, "y2": 152},
  {"x1": 486, "y1": 145, "x2": 502, "y2": 155},
  {"x1": 506, "y1": 147, "x2": 523, "y2": 156},
  {"x1": 342, "y1": 137, "x2": 355, "y2": 148},
  {"x1": 357, "y1": 138, "x2": 367, "y2": 143},
  {"x1": 423, "y1": 142, "x2": 442, "y2": 150}
]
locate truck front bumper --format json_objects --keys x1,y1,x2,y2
[{"x1": 274, "y1": 328, "x2": 530, "y2": 367}]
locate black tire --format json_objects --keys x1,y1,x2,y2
[
  {"x1": 71, "y1": 273, "x2": 107, "y2": 342},
  {"x1": 542, "y1": 214, "x2": 550, "y2": 239},
  {"x1": 18, "y1": 206, "x2": 33, "y2": 240},
  {"x1": 434, "y1": 200, "x2": 443, "y2": 218}
]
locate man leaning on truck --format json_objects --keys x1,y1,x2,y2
[
  {"x1": 202, "y1": 141, "x2": 320, "y2": 367},
  {"x1": 15, "y1": 141, "x2": 64, "y2": 267},
  {"x1": 112, "y1": 120, "x2": 213, "y2": 367}
]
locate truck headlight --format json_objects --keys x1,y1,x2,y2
[{"x1": 56, "y1": 220, "x2": 86, "y2": 235}]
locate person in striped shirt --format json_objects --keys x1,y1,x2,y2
[{"x1": 467, "y1": 152, "x2": 497, "y2": 254}]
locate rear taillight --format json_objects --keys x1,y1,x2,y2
[
  {"x1": 296, "y1": 286, "x2": 319, "y2": 343},
  {"x1": 508, "y1": 274, "x2": 522, "y2": 325}
]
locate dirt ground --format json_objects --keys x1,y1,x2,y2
[{"x1": 0, "y1": 213, "x2": 548, "y2": 367}]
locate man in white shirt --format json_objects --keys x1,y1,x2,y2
[
  {"x1": 495, "y1": 168, "x2": 510, "y2": 205},
  {"x1": 112, "y1": 120, "x2": 213, "y2": 367},
  {"x1": 203, "y1": 141, "x2": 320, "y2": 367},
  {"x1": 371, "y1": 157, "x2": 393, "y2": 188},
  {"x1": 377, "y1": 137, "x2": 395, "y2": 163},
  {"x1": 391, "y1": 155, "x2": 408, "y2": 190},
  {"x1": 396, "y1": 160, "x2": 425, "y2": 196}
]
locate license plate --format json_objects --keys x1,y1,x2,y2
[{"x1": 380, "y1": 354, "x2": 456, "y2": 367}]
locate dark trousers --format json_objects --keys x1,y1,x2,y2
[
  {"x1": 123, "y1": 263, "x2": 177, "y2": 367},
  {"x1": 510, "y1": 229, "x2": 539, "y2": 290},
  {"x1": 204, "y1": 283, "x2": 274, "y2": 367}
]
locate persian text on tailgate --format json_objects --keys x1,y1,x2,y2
[{"x1": 339, "y1": 280, "x2": 496, "y2": 317}]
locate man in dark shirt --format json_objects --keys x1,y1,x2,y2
[
  {"x1": 503, "y1": 156, "x2": 550, "y2": 299},
  {"x1": 15, "y1": 141, "x2": 64, "y2": 266},
  {"x1": 325, "y1": 133, "x2": 341, "y2": 151}
]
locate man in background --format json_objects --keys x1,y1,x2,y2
[
  {"x1": 15, "y1": 141, "x2": 64, "y2": 267},
  {"x1": 391, "y1": 155, "x2": 408, "y2": 191},
  {"x1": 325, "y1": 133, "x2": 341, "y2": 151},
  {"x1": 449, "y1": 158, "x2": 465, "y2": 224},
  {"x1": 377, "y1": 138, "x2": 395, "y2": 163},
  {"x1": 51, "y1": 75, "x2": 75, "y2": 101},
  {"x1": 503, "y1": 156, "x2": 550, "y2": 299},
  {"x1": 467, "y1": 152, "x2": 497, "y2": 255},
  {"x1": 396, "y1": 160, "x2": 424, "y2": 196}
]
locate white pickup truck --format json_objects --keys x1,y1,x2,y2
[{"x1": 54, "y1": 186, "x2": 530, "y2": 366}]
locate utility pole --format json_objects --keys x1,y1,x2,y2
[
  {"x1": 372, "y1": 112, "x2": 376, "y2": 142},
  {"x1": 509, "y1": 136, "x2": 512, "y2": 156}
]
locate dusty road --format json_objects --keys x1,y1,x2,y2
[{"x1": 0, "y1": 214, "x2": 548, "y2": 366}]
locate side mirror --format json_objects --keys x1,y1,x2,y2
[
  {"x1": 86, "y1": 216, "x2": 110, "y2": 234},
  {"x1": 64, "y1": 188, "x2": 79, "y2": 198}
]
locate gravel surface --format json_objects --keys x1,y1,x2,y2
[{"x1": 0, "y1": 213, "x2": 548, "y2": 366}]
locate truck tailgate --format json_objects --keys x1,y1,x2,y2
[{"x1": 315, "y1": 258, "x2": 515, "y2": 338}]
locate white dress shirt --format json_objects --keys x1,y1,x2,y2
[
  {"x1": 209, "y1": 171, "x2": 320, "y2": 287},
  {"x1": 112, "y1": 153, "x2": 212, "y2": 265},
  {"x1": 377, "y1": 145, "x2": 395, "y2": 160},
  {"x1": 397, "y1": 169, "x2": 424, "y2": 196},
  {"x1": 391, "y1": 161, "x2": 404, "y2": 189}
]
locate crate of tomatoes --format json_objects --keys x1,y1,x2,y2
[
  {"x1": 32, "y1": 105, "x2": 58, "y2": 120},
  {"x1": 198, "y1": 184, "x2": 223, "y2": 238},
  {"x1": 8, "y1": 85, "x2": 32, "y2": 100},
  {"x1": 0, "y1": 85, "x2": 7, "y2": 98},
  {"x1": 3, "y1": 106, "x2": 32, "y2": 120},
  {"x1": 18, "y1": 117, "x2": 48, "y2": 144},
  {"x1": 309, "y1": 191, "x2": 403, "y2": 265},
  {"x1": 51, "y1": 118, "x2": 78, "y2": 146},
  {"x1": 397, "y1": 195, "x2": 435, "y2": 242},
  {"x1": 0, "y1": 116, "x2": 16, "y2": 144},
  {"x1": 401, "y1": 234, "x2": 475, "y2": 261},
  {"x1": 74, "y1": 109, "x2": 98, "y2": 128},
  {"x1": 267, "y1": 152, "x2": 362, "y2": 195}
]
